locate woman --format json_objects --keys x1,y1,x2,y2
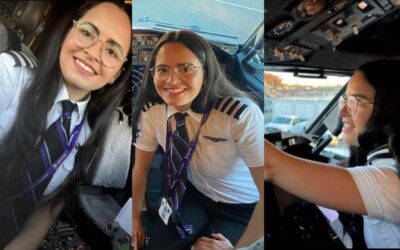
[
  {"x1": 131, "y1": 30, "x2": 264, "y2": 250},
  {"x1": 0, "y1": 1, "x2": 131, "y2": 248},
  {"x1": 265, "y1": 60, "x2": 400, "y2": 248}
]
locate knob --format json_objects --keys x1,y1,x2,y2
[{"x1": 323, "y1": 29, "x2": 334, "y2": 41}]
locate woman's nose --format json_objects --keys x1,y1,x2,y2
[
  {"x1": 338, "y1": 101, "x2": 350, "y2": 117},
  {"x1": 83, "y1": 40, "x2": 103, "y2": 63},
  {"x1": 165, "y1": 69, "x2": 182, "y2": 84}
]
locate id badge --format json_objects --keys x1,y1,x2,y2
[{"x1": 158, "y1": 197, "x2": 172, "y2": 226}]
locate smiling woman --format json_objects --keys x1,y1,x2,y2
[
  {"x1": 152, "y1": 42, "x2": 205, "y2": 111},
  {"x1": 59, "y1": 2, "x2": 131, "y2": 101},
  {"x1": 0, "y1": 1, "x2": 131, "y2": 248},
  {"x1": 265, "y1": 60, "x2": 400, "y2": 248},
  {"x1": 131, "y1": 30, "x2": 264, "y2": 250}
]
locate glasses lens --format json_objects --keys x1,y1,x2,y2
[
  {"x1": 74, "y1": 22, "x2": 96, "y2": 47},
  {"x1": 102, "y1": 43, "x2": 124, "y2": 67},
  {"x1": 73, "y1": 21, "x2": 124, "y2": 68},
  {"x1": 347, "y1": 96, "x2": 358, "y2": 115},
  {"x1": 152, "y1": 64, "x2": 201, "y2": 81},
  {"x1": 339, "y1": 95, "x2": 345, "y2": 109},
  {"x1": 176, "y1": 64, "x2": 198, "y2": 79},
  {"x1": 152, "y1": 66, "x2": 170, "y2": 80},
  {"x1": 339, "y1": 95, "x2": 356, "y2": 115}
]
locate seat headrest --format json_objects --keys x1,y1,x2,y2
[
  {"x1": 0, "y1": 22, "x2": 21, "y2": 53},
  {"x1": 13, "y1": 2, "x2": 47, "y2": 35}
]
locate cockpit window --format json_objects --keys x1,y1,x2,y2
[
  {"x1": 264, "y1": 70, "x2": 349, "y2": 134},
  {"x1": 132, "y1": 0, "x2": 263, "y2": 45}
]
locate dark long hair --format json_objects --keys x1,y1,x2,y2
[
  {"x1": 0, "y1": 1, "x2": 132, "y2": 207},
  {"x1": 132, "y1": 30, "x2": 251, "y2": 140},
  {"x1": 356, "y1": 59, "x2": 400, "y2": 173},
  {"x1": 339, "y1": 60, "x2": 400, "y2": 248}
]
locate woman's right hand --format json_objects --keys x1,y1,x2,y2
[{"x1": 132, "y1": 216, "x2": 146, "y2": 250}]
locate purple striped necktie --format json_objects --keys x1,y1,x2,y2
[
  {"x1": 168, "y1": 112, "x2": 192, "y2": 237},
  {"x1": 29, "y1": 100, "x2": 77, "y2": 200}
]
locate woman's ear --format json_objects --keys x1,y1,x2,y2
[{"x1": 109, "y1": 68, "x2": 124, "y2": 85}]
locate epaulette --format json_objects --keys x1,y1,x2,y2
[
  {"x1": 142, "y1": 101, "x2": 158, "y2": 112},
  {"x1": 3, "y1": 50, "x2": 37, "y2": 69},
  {"x1": 214, "y1": 97, "x2": 248, "y2": 120},
  {"x1": 367, "y1": 144, "x2": 392, "y2": 165}
]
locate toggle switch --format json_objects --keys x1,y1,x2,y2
[
  {"x1": 334, "y1": 32, "x2": 342, "y2": 45},
  {"x1": 352, "y1": 25, "x2": 359, "y2": 35}
]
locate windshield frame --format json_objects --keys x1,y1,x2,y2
[{"x1": 132, "y1": 0, "x2": 264, "y2": 46}]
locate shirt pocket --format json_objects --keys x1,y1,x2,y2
[{"x1": 198, "y1": 135, "x2": 236, "y2": 162}]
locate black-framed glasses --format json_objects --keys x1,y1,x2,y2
[
  {"x1": 338, "y1": 94, "x2": 374, "y2": 115},
  {"x1": 71, "y1": 20, "x2": 127, "y2": 68},
  {"x1": 150, "y1": 63, "x2": 202, "y2": 81}
]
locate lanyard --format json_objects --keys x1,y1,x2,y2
[
  {"x1": 36, "y1": 116, "x2": 85, "y2": 185},
  {"x1": 165, "y1": 110, "x2": 209, "y2": 197},
  {"x1": 1, "y1": 114, "x2": 85, "y2": 204}
]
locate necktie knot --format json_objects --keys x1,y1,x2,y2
[
  {"x1": 174, "y1": 113, "x2": 188, "y2": 142},
  {"x1": 174, "y1": 112, "x2": 187, "y2": 127},
  {"x1": 61, "y1": 100, "x2": 76, "y2": 139},
  {"x1": 61, "y1": 100, "x2": 76, "y2": 119}
]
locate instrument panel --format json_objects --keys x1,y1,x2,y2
[{"x1": 132, "y1": 32, "x2": 160, "y2": 65}]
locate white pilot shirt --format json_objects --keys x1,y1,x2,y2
[
  {"x1": 347, "y1": 156, "x2": 400, "y2": 248},
  {"x1": 0, "y1": 51, "x2": 91, "y2": 196},
  {"x1": 135, "y1": 97, "x2": 264, "y2": 204}
]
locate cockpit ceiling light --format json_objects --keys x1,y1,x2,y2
[
  {"x1": 357, "y1": 1, "x2": 369, "y2": 10},
  {"x1": 335, "y1": 18, "x2": 345, "y2": 26}
]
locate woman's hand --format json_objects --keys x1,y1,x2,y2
[
  {"x1": 191, "y1": 233, "x2": 234, "y2": 250},
  {"x1": 131, "y1": 148, "x2": 155, "y2": 249},
  {"x1": 132, "y1": 216, "x2": 146, "y2": 250}
]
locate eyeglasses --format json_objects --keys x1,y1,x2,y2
[
  {"x1": 150, "y1": 63, "x2": 202, "y2": 82},
  {"x1": 71, "y1": 20, "x2": 126, "y2": 68},
  {"x1": 338, "y1": 94, "x2": 374, "y2": 115}
]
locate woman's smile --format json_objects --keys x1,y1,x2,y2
[{"x1": 73, "y1": 56, "x2": 97, "y2": 76}]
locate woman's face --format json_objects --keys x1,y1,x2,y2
[
  {"x1": 153, "y1": 42, "x2": 205, "y2": 111},
  {"x1": 338, "y1": 70, "x2": 375, "y2": 146},
  {"x1": 60, "y1": 2, "x2": 131, "y2": 101}
]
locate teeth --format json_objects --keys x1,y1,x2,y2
[
  {"x1": 76, "y1": 59, "x2": 94, "y2": 74},
  {"x1": 343, "y1": 123, "x2": 355, "y2": 129},
  {"x1": 166, "y1": 88, "x2": 184, "y2": 94}
]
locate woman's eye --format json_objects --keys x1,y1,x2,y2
[
  {"x1": 80, "y1": 29, "x2": 94, "y2": 39},
  {"x1": 105, "y1": 47, "x2": 118, "y2": 58},
  {"x1": 156, "y1": 67, "x2": 169, "y2": 73},
  {"x1": 181, "y1": 66, "x2": 192, "y2": 73}
]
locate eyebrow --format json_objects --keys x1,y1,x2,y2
[
  {"x1": 154, "y1": 64, "x2": 169, "y2": 68},
  {"x1": 81, "y1": 20, "x2": 125, "y2": 55},
  {"x1": 347, "y1": 93, "x2": 373, "y2": 102},
  {"x1": 177, "y1": 62, "x2": 194, "y2": 66},
  {"x1": 155, "y1": 63, "x2": 198, "y2": 67}
]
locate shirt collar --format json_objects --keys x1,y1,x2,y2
[
  {"x1": 166, "y1": 104, "x2": 203, "y2": 123},
  {"x1": 54, "y1": 83, "x2": 91, "y2": 120}
]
